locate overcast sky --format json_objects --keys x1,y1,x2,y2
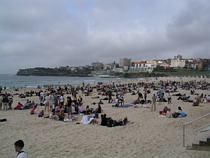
[{"x1": 0, "y1": 0, "x2": 210, "y2": 74}]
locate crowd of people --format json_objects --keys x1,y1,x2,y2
[
  {"x1": 0, "y1": 79, "x2": 210, "y2": 126},
  {"x1": 1, "y1": 80, "x2": 210, "y2": 158}
]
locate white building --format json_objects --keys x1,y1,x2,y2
[
  {"x1": 146, "y1": 60, "x2": 157, "y2": 69},
  {"x1": 129, "y1": 61, "x2": 154, "y2": 73},
  {"x1": 170, "y1": 55, "x2": 186, "y2": 68}
]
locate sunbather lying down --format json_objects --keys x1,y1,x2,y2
[
  {"x1": 112, "y1": 103, "x2": 133, "y2": 108},
  {"x1": 80, "y1": 115, "x2": 98, "y2": 125},
  {"x1": 101, "y1": 114, "x2": 128, "y2": 127},
  {"x1": 159, "y1": 106, "x2": 187, "y2": 118}
]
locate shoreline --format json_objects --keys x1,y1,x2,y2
[{"x1": 1, "y1": 75, "x2": 210, "y2": 89}]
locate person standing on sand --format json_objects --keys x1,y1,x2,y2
[
  {"x1": 144, "y1": 91, "x2": 147, "y2": 102},
  {"x1": 49, "y1": 93, "x2": 55, "y2": 111},
  {"x1": 0, "y1": 94, "x2": 3, "y2": 110},
  {"x1": 66, "y1": 96, "x2": 72, "y2": 117},
  {"x1": 2, "y1": 93, "x2": 9, "y2": 110},
  {"x1": 167, "y1": 92, "x2": 172, "y2": 104},
  {"x1": 59, "y1": 94, "x2": 64, "y2": 106},
  {"x1": 108, "y1": 89, "x2": 112, "y2": 103},
  {"x1": 151, "y1": 94, "x2": 157, "y2": 112},
  {"x1": 14, "y1": 140, "x2": 28, "y2": 158}
]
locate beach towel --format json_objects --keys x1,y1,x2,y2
[
  {"x1": 113, "y1": 103, "x2": 134, "y2": 108},
  {"x1": 80, "y1": 115, "x2": 94, "y2": 125},
  {"x1": 139, "y1": 104, "x2": 150, "y2": 108},
  {"x1": 178, "y1": 112, "x2": 187, "y2": 118}
]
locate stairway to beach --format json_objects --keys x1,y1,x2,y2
[{"x1": 187, "y1": 137, "x2": 210, "y2": 151}]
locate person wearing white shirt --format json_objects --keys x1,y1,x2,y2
[
  {"x1": 14, "y1": 140, "x2": 28, "y2": 158},
  {"x1": 59, "y1": 94, "x2": 64, "y2": 106}
]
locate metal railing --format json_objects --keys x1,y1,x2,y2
[{"x1": 183, "y1": 112, "x2": 210, "y2": 147}]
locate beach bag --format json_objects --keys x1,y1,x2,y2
[{"x1": 0, "y1": 118, "x2": 7, "y2": 122}]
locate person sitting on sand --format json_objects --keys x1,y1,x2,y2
[
  {"x1": 30, "y1": 104, "x2": 38, "y2": 115},
  {"x1": 77, "y1": 104, "x2": 84, "y2": 113},
  {"x1": 22, "y1": 100, "x2": 34, "y2": 110},
  {"x1": 38, "y1": 110, "x2": 44, "y2": 117},
  {"x1": 95, "y1": 103, "x2": 102, "y2": 114},
  {"x1": 77, "y1": 96, "x2": 83, "y2": 106},
  {"x1": 73, "y1": 102, "x2": 79, "y2": 114},
  {"x1": 98, "y1": 99, "x2": 104, "y2": 105},
  {"x1": 137, "y1": 91, "x2": 143, "y2": 100},
  {"x1": 58, "y1": 109, "x2": 65, "y2": 121},
  {"x1": 204, "y1": 95, "x2": 210, "y2": 103},
  {"x1": 171, "y1": 106, "x2": 187, "y2": 118},
  {"x1": 84, "y1": 105, "x2": 93, "y2": 115},
  {"x1": 159, "y1": 106, "x2": 171, "y2": 116},
  {"x1": 113, "y1": 98, "x2": 120, "y2": 107},
  {"x1": 101, "y1": 114, "x2": 107, "y2": 126},
  {"x1": 132, "y1": 99, "x2": 140, "y2": 105},
  {"x1": 14, "y1": 102, "x2": 24, "y2": 110},
  {"x1": 193, "y1": 95, "x2": 200, "y2": 106},
  {"x1": 54, "y1": 105, "x2": 65, "y2": 121},
  {"x1": 177, "y1": 106, "x2": 182, "y2": 112},
  {"x1": 117, "y1": 94, "x2": 124, "y2": 106}
]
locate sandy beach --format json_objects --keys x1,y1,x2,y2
[{"x1": 0, "y1": 77, "x2": 210, "y2": 158}]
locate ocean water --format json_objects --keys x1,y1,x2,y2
[{"x1": 0, "y1": 74, "x2": 138, "y2": 89}]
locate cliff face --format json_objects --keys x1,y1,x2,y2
[{"x1": 16, "y1": 67, "x2": 93, "y2": 77}]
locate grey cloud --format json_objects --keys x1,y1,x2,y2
[
  {"x1": 0, "y1": 1, "x2": 60, "y2": 32},
  {"x1": 0, "y1": 0, "x2": 210, "y2": 73},
  {"x1": 166, "y1": 0, "x2": 210, "y2": 57}
]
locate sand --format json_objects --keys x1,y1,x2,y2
[{"x1": 0, "y1": 77, "x2": 210, "y2": 158}]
